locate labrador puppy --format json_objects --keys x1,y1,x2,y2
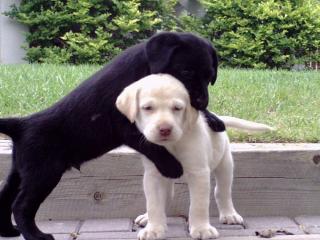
[
  {"x1": 116, "y1": 74, "x2": 273, "y2": 240},
  {"x1": 0, "y1": 32, "x2": 225, "y2": 240}
]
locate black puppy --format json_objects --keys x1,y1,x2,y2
[{"x1": 0, "y1": 32, "x2": 225, "y2": 240}]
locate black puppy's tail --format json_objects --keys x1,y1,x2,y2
[{"x1": 0, "y1": 118, "x2": 22, "y2": 140}]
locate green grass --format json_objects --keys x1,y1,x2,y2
[
  {"x1": 209, "y1": 69, "x2": 320, "y2": 143},
  {"x1": 0, "y1": 64, "x2": 319, "y2": 143},
  {"x1": 0, "y1": 64, "x2": 100, "y2": 116}
]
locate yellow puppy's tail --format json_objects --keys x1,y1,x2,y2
[{"x1": 218, "y1": 115, "x2": 275, "y2": 133}]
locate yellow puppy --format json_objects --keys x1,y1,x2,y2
[{"x1": 117, "y1": 74, "x2": 273, "y2": 240}]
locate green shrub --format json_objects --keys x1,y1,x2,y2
[
  {"x1": 6, "y1": 0, "x2": 320, "y2": 68},
  {"x1": 180, "y1": 0, "x2": 320, "y2": 69},
  {"x1": 6, "y1": 0, "x2": 178, "y2": 64}
]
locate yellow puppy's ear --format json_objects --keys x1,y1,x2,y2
[
  {"x1": 116, "y1": 83, "x2": 140, "y2": 123},
  {"x1": 185, "y1": 103, "x2": 199, "y2": 130}
]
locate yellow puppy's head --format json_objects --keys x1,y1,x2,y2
[{"x1": 116, "y1": 74, "x2": 198, "y2": 145}]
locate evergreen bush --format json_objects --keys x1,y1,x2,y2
[
  {"x1": 6, "y1": 0, "x2": 320, "y2": 68},
  {"x1": 180, "y1": 0, "x2": 320, "y2": 68},
  {"x1": 6, "y1": 0, "x2": 177, "y2": 64}
]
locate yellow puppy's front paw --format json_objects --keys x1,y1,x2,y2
[
  {"x1": 138, "y1": 224, "x2": 166, "y2": 240},
  {"x1": 189, "y1": 224, "x2": 219, "y2": 239},
  {"x1": 219, "y1": 212, "x2": 244, "y2": 225},
  {"x1": 135, "y1": 213, "x2": 148, "y2": 227}
]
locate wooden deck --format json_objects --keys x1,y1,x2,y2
[
  {"x1": 4, "y1": 216, "x2": 320, "y2": 239},
  {"x1": 1, "y1": 140, "x2": 320, "y2": 239},
  {"x1": 1, "y1": 141, "x2": 320, "y2": 219}
]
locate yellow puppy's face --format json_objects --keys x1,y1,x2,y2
[
  {"x1": 136, "y1": 84, "x2": 186, "y2": 144},
  {"x1": 116, "y1": 74, "x2": 198, "y2": 146}
]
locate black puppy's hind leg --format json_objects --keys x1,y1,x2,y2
[
  {"x1": 203, "y1": 109, "x2": 226, "y2": 132},
  {"x1": 0, "y1": 166, "x2": 21, "y2": 237},
  {"x1": 12, "y1": 163, "x2": 64, "y2": 240}
]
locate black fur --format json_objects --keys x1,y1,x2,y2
[{"x1": 0, "y1": 32, "x2": 225, "y2": 240}]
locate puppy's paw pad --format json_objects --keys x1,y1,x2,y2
[
  {"x1": 190, "y1": 225, "x2": 219, "y2": 239},
  {"x1": 135, "y1": 213, "x2": 148, "y2": 227},
  {"x1": 138, "y1": 224, "x2": 166, "y2": 240},
  {"x1": 219, "y1": 212, "x2": 244, "y2": 225}
]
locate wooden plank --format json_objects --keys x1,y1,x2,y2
[
  {"x1": 11, "y1": 234, "x2": 72, "y2": 240},
  {"x1": 165, "y1": 217, "x2": 188, "y2": 238},
  {"x1": 295, "y1": 216, "x2": 320, "y2": 234},
  {"x1": 244, "y1": 217, "x2": 304, "y2": 235},
  {"x1": 1, "y1": 141, "x2": 320, "y2": 220},
  {"x1": 77, "y1": 232, "x2": 137, "y2": 240},
  {"x1": 32, "y1": 176, "x2": 320, "y2": 220},
  {"x1": 36, "y1": 176, "x2": 145, "y2": 220},
  {"x1": 37, "y1": 220, "x2": 80, "y2": 234},
  {"x1": 6, "y1": 217, "x2": 319, "y2": 240},
  {"x1": 80, "y1": 219, "x2": 132, "y2": 233},
  {"x1": 213, "y1": 236, "x2": 320, "y2": 240},
  {"x1": 75, "y1": 233, "x2": 320, "y2": 240}
]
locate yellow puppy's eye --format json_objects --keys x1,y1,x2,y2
[
  {"x1": 173, "y1": 106, "x2": 183, "y2": 111},
  {"x1": 142, "y1": 105, "x2": 153, "y2": 111}
]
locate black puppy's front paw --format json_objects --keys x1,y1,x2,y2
[
  {"x1": 156, "y1": 160, "x2": 183, "y2": 179},
  {"x1": 204, "y1": 110, "x2": 226, "y2": 132},
  {"x1": 0, "y1": 225, "x2": 20, "y2": 237}
]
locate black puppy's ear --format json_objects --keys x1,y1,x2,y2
[
  {"x1": 205, "y1": 40, "x2": 219, "y2": 85},
  {"x1": 145, "y1": 32, "x2": 180, "y2": 73},
  {"x1": 211, "y1": 46, "x2": 219, "y2": 85}
]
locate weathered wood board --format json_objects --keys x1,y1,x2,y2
[
  {"x1": 1, "y1": 140, "x2": 320, "y2": 220},
  {"x1": 5, "y1": 216, "x2": 320, "y2": 240}
]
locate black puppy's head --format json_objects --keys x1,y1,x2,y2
[{"x1": 145, "y1": 32, "x2": 218, "y2": 110}]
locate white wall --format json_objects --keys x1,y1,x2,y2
[
  {"x1": 0, "y1": 0, "x2": 27, "y2": 63},
  {"x1": 178, "y1": 0, "x2": 205, "y2": 17}
]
